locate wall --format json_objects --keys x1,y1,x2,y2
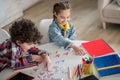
[{"x1": 0, "y1": 0, "x2": 40, "y2": 28}]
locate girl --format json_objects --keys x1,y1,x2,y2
[{"x1": 49, "y1": 1, "x2": 84, "y2": 55}]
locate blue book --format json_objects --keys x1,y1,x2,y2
[
  {"x1": 94, "y1": 54, "x2": 120, "y2": 77},
  {"x1": 98, "y1": 67, "x2": 120, "y2": 76}
]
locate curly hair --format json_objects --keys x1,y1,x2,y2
[{"x1": 9, "y1": 18, "x2": 43, "y2": 44}]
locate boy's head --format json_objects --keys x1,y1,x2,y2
[
  {"x1": 9, "y1": 19, "x2": 42, "y2": 45},
  {"x1": 53, "y1": 1, "x2": 71, "y2": 25}
]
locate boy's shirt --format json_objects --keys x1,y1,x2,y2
[{"x1": 0, "y1": 39, "x2": 48, "y2": 71}]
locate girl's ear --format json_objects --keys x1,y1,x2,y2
[{"x1": 54, "y1": 12, "x2": 57, "y2": 17}]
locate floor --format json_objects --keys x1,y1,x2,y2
[{"x1": 3, "y1": 0, "x2": 120, "y2": 52}]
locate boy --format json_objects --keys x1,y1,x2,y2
[{"x1": 0, "y1": 19, "x2": 51, "y2": 71}]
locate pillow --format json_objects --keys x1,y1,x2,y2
[{"x1": 117, "y1": 0, "x2": 120, "y2": 6}]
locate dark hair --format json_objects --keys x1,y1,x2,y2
[
  {"x1": 9, "y1": 18, "x2": 43, "y2": 44},
  {"x1": 53, "y1": 1, "x2": 70, "y2": 20}
]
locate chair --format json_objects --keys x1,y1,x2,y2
[
  {"x1": 98, "y1": 0, "x2": 120, "y2": 29},
  {"x1": 38, "y1": 19, "x2": 53, "y2": 44},
  {"x1": 0, "y1": 28, "x2": 10, "y2": 43}
]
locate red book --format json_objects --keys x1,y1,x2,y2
[{"x1": 82, "y1": 39, "x2": 114, "y2": 57}]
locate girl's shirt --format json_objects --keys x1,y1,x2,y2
[
  {"x1": 0, "y1": 39, "x2": 48, "y2": 70},
  {"x1": 48, "y1": 20, "x2": 77, "y2": 49}
]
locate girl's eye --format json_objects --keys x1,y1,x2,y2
[
  {"x1": 60, "y1": 16, "x2": 65, "y2": 19},
  {"x1": 67, "y1": 16, "x2": 70, "y2": 19},
  {"x1": 60, "y1": 16, "x2": 70, "y2": 19}
]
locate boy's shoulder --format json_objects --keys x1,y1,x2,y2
[
  {"x1": 1, "y1": 39, "x2": 12, "y2": 44},
  {"x1": 4, "y1": 39, "x2": 12, "y2": 45},
  {"x1": 3, "y1": 39, "x2": 11, "y2": 43},
  {"x1": 0, "y1": 39, "x2": 13, "y2": 49}
]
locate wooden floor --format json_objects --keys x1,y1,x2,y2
[{"x1": 3, "y1": 0, "x2": 120, "y2": 52}]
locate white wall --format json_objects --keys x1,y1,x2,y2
[{"x1": 0, "y1": 0, "x2": 41, "y2": 28}]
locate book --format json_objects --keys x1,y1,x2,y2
[
  {"x1": 7, "y1": 72, "x2": 35, "y2": 80},
  {"x1": 82, "y1": 39, "x2": 114, "y2": 57},
  {"x1": 94, "y1": 54, "x2": 120, "y2": 77},
  {"x1": 80, "y1": 75, "x2": 99, "y2": 80}
]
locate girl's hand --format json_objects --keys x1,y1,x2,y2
[{"x1": 70, "y1": 44, "x2": 85, "y2": 55}]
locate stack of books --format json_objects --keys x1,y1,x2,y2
[
  {"x1": 81, "y1": 39, "x2": 120, "y2": 77},
  {"x1": 94, "y1": 54, "x2": 120, "y2": 77}
]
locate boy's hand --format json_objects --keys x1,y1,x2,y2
[{"x1": 42, "y1": 54, "x2": 52, "y2": 71}]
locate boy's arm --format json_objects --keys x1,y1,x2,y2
[
  {"x1": 10, "y1": 53, "x2": 36, "y2": 69},
  {"x1": 28, "y1": 47, "x2": 49, "y2": 56},
  {"x1": 28, "y1": 47, "x2": 52, "y2": 70},
  {"x1": 9, "y1": 46, "x2": 35, "y2": 69},
  {"x1": 27, "y1": 47, "x2": 49, "y2": 61},
  {"x1": 0, "y1": 39, "x2": 11, "y2": 52},
  {"x1": 0, "y1": 40, "x2": 36, "y2": 69}
]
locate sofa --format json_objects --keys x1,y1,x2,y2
[
  {"x1": 0, "y1": 28, "x2": 10, "y2": 43},
  {"x1": 98, "y1": 0, "x2": 120, "y2": 29}
]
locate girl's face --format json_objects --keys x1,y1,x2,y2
[
  {"x1": 16, "y1": 41, "x2": 35, "y2": 51},
  {"x1": 55, "y1": 9, "x2": 70, "y2": 25}
]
